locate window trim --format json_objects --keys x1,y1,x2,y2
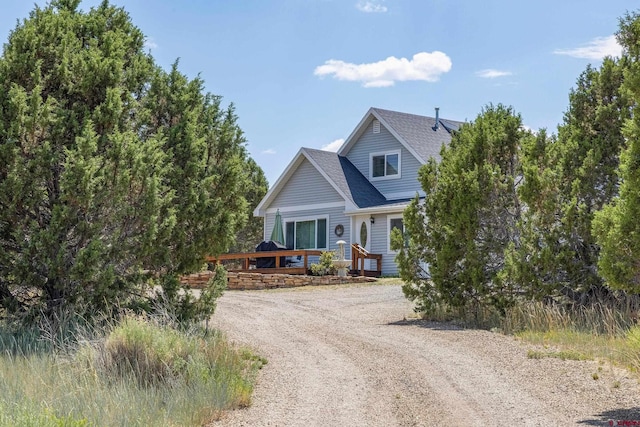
[
  {"x1": 387, "y1": 214, "x2": 405, "y2": 254},
  {"x1": 283, "y1": 215, "x2": 329, "y2": 250},
  {"x1": 369, "y1": 150, "x2": 401, "y2": 181}
]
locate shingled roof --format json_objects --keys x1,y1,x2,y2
[
  {"x1": 255, "y1": 107, "x2": 464, "y2": 216},
  {"x1": 339, "y1": 107, "x2": 464, "y2": 163},
  {"x1": 303, "y1": 148, "x2": 387, "y2": 209},
  {"x1": 372, "y1": 108, "x2": 463, "y2": 162}
]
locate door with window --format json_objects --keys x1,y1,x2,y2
[{"x1": 354, "y1": 215, "x2": 372, "y2": 270}]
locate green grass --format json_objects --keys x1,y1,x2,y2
[
  {"x1": 499, "y1": 301, "x2": 640, "y2": 378},
  {"x1": 0, "y1": 316, "x2": 264, "y2": 426},
  {"x1": 518, "y1": 326, "x2": 640, "y2": 373},
  {"x1": 501, "y1": 300, "x2": 640, "y2": 373},
  {"x1": 526, "y1": 348, "x2": 591, "y2": 361}
]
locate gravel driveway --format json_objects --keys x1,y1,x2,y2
[{"x1": 211, "y1": 283, "x2": 640, "y2": 426}]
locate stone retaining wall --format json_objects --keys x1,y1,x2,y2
[{"x1": 181, "y1": 271, "x2": 377, "y2": 290}]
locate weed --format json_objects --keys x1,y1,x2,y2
[
  {"x1": 526, "y1": 348, "x2": 589, "y2": 361},
  {"x1": 527, "y1": 350, "x2": 545, "y2": 359},
  {"x1": 0, "y1": 315, "x2": 261, "y2": 426}
]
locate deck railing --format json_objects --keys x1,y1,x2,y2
[
  {"x1": 206, "y1": 249, "x2": 323, "y2": 275},
  {"x1": 207, "y1": 247, "x2": 382, "y2": 277},
  {"x1": 351, "y1": 244, "x2": 382, "y2": 277}
]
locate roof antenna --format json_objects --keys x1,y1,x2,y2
[{"x1": 434, "y1": 107, "x2": 440, "y2": 130}]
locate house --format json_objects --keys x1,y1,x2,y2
[{"x1": 253, "y1": 107, "x2": 463, "y2": 276}]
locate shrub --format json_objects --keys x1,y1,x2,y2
[
  {"x1": 310, "y1": 251, "x2": 337, "y2": 276},
  {"x1": 96, "y1": 316, "x2": 254, "y2": 388},
  {"x1": 0, "y1": 0, "x2": 251, "y2": 326},
  {"x1": 0, "y1": 315, "x2": 263, "y2": 426}
]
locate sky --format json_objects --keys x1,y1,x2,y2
[{"x1": 0, "y1": 0, "x2": 634, "y2": 185}]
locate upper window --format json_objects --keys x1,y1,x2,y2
[
  {"x1": 370, "y1": 150, "x2": 401, "y2": 181},
  {"x1": 285, "y1": 217, "x2": 327, "y2": 250}
]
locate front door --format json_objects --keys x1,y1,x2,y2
[{"x1": 354, "y1": 215, "x2": 371, "y2": 270}]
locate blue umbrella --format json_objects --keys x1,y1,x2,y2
[{"x1": 270, "y1": 209, "x2": 285, "y2": 245}]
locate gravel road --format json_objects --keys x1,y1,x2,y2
[{"x1": 211, "y1": 283, "x2": 640, "y2": 427}]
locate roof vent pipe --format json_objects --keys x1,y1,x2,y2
[{"x1": 434, "y1": 107, "x2": 440, "y2": 130}]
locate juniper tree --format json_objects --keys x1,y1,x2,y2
[
  {"x1": 139, "y1": 63, "x2": 249, "y2": 315},
  {"x1": 395, "y1": 105, "x2": 525, "y2": 313},
  {"x1": 506, "y1": 58, "x2": 631, "y2": 302},
  {"x1": 0, "y1": 0, "x2": 254, "y2": 323},
  {"x1": 229, "y1": 157, "x2": 269, "y2": 254},
  {"x1": 593, "y1": 11, "x2": 640, "y2": 291}
]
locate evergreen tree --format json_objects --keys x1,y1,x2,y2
[
  {"x1": 0, "y1": 1, "x2": 252, "y2": 323},
  {"x1": 593, "y1": 11, "x2": 640, "y2": 291},
  {"x1": 229, "y1": 157, "x2": 269, "y2": 253},
  {"x1": 395, "y1": 105, "x2": 525, "y2": 313},
  {"x1": 507, "y1": 58, "x2": 631, "y2": 301}
]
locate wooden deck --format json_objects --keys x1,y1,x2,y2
[
  {"x1": 206, "y1": 249, "x2": 323, "y2": 274},
  {"x1": 207, "y1": 247, "x2": 382, "y2": 277}
]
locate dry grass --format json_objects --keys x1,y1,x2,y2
[
  {"x1": 0, "y1": 316, "x2": 264, "y2": 426},
  {"x1": 502, "y1": 299, "x2": 640, "y2": 373},
  {"x1": 415, "y1": 290, "x2": 640, "y2": 374}
]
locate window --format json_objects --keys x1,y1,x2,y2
[
  {"x1": 359, "y1": 222, "x2": 368, "y2": 248},
  {"x1": 370, "y1": 150, "x2": 401, "y2": 180},
  {"x1": 387, "y1": 215, "x2": 406, "y2": 253},
  {"x1": 285, "y1": 217, "x2": 327, "y2": 249}
]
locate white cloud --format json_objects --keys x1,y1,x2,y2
[
  {"x1": 476, "y1": 69, "x2": 512, "y2": 79},
  {"x1": 314, "y1": 51, "x2": 452, "y2": 88},
  {"x1": 321, "y1": 138, "x2": 344, "y2": 152},
  {"x1": 144, "y1": 37, "x2": 158, "y2": 50},
  {"x1": 356, "y1": 1, "x2": 387, "y2": 13},
  {"x1": 262, "y1": 149, "x2": 276, "y2": 155},
  {"x1": 553, "y1": 35, "x2": 622, "y2": 60},
  {"x1": 521, "y1": 124, "x2": 538, "y2": 135}
]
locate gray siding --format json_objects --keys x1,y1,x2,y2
[
  {"x1": 346, "y1": 120, "x2": 423, "y2": 200},
  {"x1": 264, "y1": 206, "x2": 350, "y2": 264},
  {"x1": 367, "y1": 213, "x2": 401, "y2": 276},
  {"x1": 264, "y1": 208, "x2": 402, "y2": 275},
  {"x1": 270, "y1": 159, "x2": 342, "y2": 208}
]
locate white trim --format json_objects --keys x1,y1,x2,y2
[
  {"x1": 338, "y1": 108, "x2": 376, "y2": 156},
  {"x1": 384, "y1": 190, "x2": 425, "y2": 201},
  {"x1": 344, "y1": 204, "x2": 408, "y2": 215},
  {"x1": 338, "y1": 108, "x2": 427, "y2": 165},
  {"x1": 387, "y1": 214, "x2": 404, "y2": 254},
  {"x1": 254, "y1": 148, "x2": 352, "y2": 217},
  {"x1": 302, "y1": 148, "x2": 359, "y2": 204},
  {"x1": 369, "y1": 149, "x2": 401, "y2": 181},
  {"x1": 282, "y1": 215, "x2": 330, "y2": 250},
  {"x1": 353, "y1": 214, "x2": 372, "y2": 270},
  {"x1": 266, "y1": 201, "x2": 344, "y2": 214},
  {"x1": 263, "y1": 216, "x2": 267, "y2": 241},
  {"x1": 254, "y1": 148, "x2": 306, "y2": 216}
]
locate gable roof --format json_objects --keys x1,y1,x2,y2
[
  {"x1": 254, "y1": 147, "x2": 389, "y2": 216},
  {"x1": 338, "y1": 107, "x2": 464, "y2": 164},
  {"x1": 255, "y1": 107, "x2": 464, "y2": 217},
  {"x1": 303, "y1": 148, "x2": 387, "y2": 209}
]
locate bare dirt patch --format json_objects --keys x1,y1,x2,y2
[{"x1": 210, "y1": 283, "x2": 640, "y2": 426}]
